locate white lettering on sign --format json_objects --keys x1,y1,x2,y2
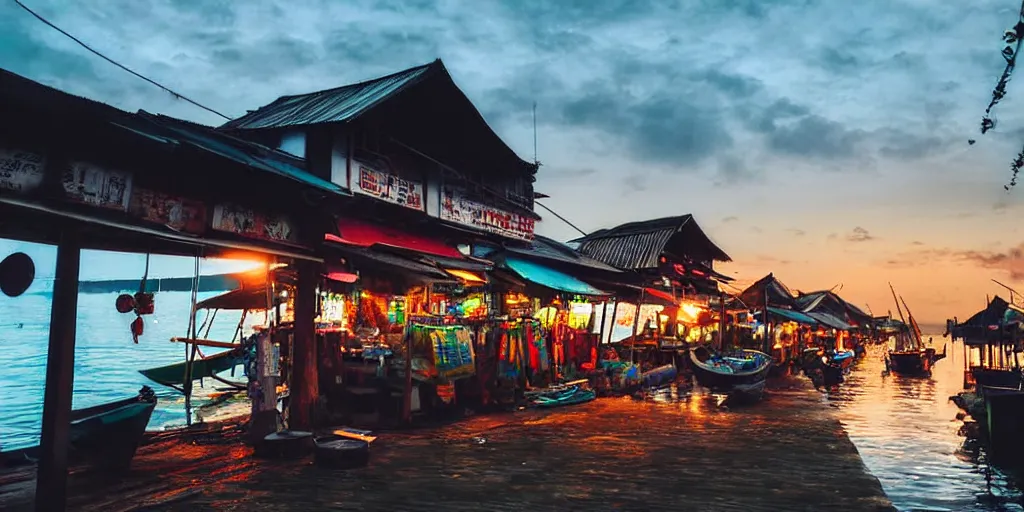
[
  {"x1": 0, "y1": 148, "x2": 45, "y2": 194},
  {"x1": 440, "y1": 186, "x2": 535, "y2": 241},
  {"x1": 354, "y1": 164, "x2": 423, "y2": 211}
]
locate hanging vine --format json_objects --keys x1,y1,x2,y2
[{"x1": 977, "y1": 1, "x2": 1024, "y2": 189}]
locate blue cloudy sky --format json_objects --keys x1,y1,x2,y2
[{"x1": 2, "y1": 0, "x2": 1024, "y2": 321}]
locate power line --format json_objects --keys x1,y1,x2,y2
[
  {"x1": 12, "y1": 0, "x2": 232, "y2": 120},
  {"x1": 534, "y1": 200, "x2": 587, "y2": 238}
]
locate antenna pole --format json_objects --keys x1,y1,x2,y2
[{"x1": 532, "y1": 101, "x2": 538, "y2": 164}]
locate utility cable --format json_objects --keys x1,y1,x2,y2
[
  {"x1": 534, "y1": 200, "x2": 587, "y2": 238},
  {"x1": 12, "y1": 0, "x2": 232, "y2": 120}
]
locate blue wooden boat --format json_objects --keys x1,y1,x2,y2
[
  {"x1": 690, "y1": 346, "x2": 771, "y2": 393},
  {"x1": 2, "y1": 386, "x2": 157, "y2": 471},
  {"x1": 528, "y1": 384, "x2": 596, "y2": 408}
]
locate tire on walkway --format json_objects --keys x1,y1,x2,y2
[{"x1": 314, "y1": 435, "x2": 370, "y2": 469}]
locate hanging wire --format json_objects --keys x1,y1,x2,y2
[{"x1": 11, "y1": 0, "x2": 232, "y2": 120}]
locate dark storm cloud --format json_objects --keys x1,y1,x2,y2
[{"x1": 0, "y1": 0, "x2": 1009, "y2": 180}]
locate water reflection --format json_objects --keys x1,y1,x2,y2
[{"x1": 829, "y1": 342, "x2": 1024, "y2": 512}]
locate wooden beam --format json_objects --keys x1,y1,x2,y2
[
  {"x1": 35, "y1": 232, "x2": 80, "y2": 512},
  {"x1": 169, "y1": 337, "x2": 239, "y2": 350},
  {"x1": 288, "y1": 259, "x2": 319, "y2": 430}
]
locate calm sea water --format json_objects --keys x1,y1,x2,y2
[
  {"x1": 830, "y1": 340, "x2": 1023, "y2": 512},
  {"x1": 0, "y1": 290, "x2": 252, "y2": 451},
  {"x1": 0, "y1": 292, "x2": 1020, "y2": 510}
]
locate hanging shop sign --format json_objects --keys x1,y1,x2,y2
[
  {"x1": 440, "y1": 186, "x2": 535, "y2": 241},
  {"x1": 211, "y1": 203, "x2": 298, "y2": 244},
  {"x1": 128, "y1": 188, "x2": 207, "y2": 234},
  {"x1": 62, "y1": 161, "x2": 133, "y2": 211},
  {"x1": 0, "y1": 148, "x2": 45, "y2": 194},
  {"x1": 354, "y1": 164, "x2": 424, "y2": 211}
]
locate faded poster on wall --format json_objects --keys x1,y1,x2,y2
[
  {"x1": 440, "y1": 186, "x2": 535, "y2": 241},
  {"x1": 212, "y1": 203, "x2": 297, "y2": 244},
  {"x1": 128, "y1": 188, "x2": 207, "y2": 234},
  {"x1": 0, "y1": 148, "x2": 46, "y2": 194},
  {"x1": 355, "y1": 165, "x2": 424, "y2": 211},
  {"x1": 62, "y1": 161, "x2": 133, "y2": 211}
]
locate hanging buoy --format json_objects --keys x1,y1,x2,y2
[
  {"x1": 115, "y1": 294, "x2": 136, "y2": 313},
  {"x1": 0, "y1": 252, "x2": 35, "y2": 298},
  {"x1": 130, "y1": 316, "x2": 144, "y2": 343},
  {"x1": 134, "y1": 292, "x2": 155, "y2": 315}
]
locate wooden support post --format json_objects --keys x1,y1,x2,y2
[
  {"x1": 35, "y1": 233, "x2": 80, "y2": 512},
  {"x1": 289, "y1": 260, "x2": 319, "y2": 431},
  {"x1": 403, "y1": 327, "x2": 413, "y2": 424}
]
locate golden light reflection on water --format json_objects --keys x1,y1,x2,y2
[{"x1": 827, "y1": 342, "x2": 1024, "y2": 512}]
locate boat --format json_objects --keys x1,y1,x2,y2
[
  {"x1": 3, "y1": 386, "x2": 157, "y2": 471},
  {"x1": 885, "y1": 284, "x2": 944, "y2": 377},
  {"x1": 887, "y1": 346, "x2": 946, "y2": 377},
  {"x1": 139, "y1": 347, "x2": 247, "y2": 387},
  {"x1": 138, "y1": 285, "x2": 267, "y2": 390},
  {"x1": 689, "y1": 346, "x2": 771, "y2": 392},
  {"x1": 526, "y1": 381, "x2": 597, "y2": 409},
  {"x1": 981, "y1": 385, "x2": 1024, "y2": 463},
  {"x1": 800, "y1": 348, "x2": 848, "y2": 388}
]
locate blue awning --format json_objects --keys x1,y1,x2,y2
[
  {"x1": 767, "y1": 307, "x2": 818, "y2": 325},
  {"x1": 502, "y1": 256, "x2": 607, "y2": 296}
]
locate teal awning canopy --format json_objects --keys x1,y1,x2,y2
[
  {"x1": 502, "y1": 256, "x2": 607, "y2": 296},
  {"x1": 767, "y1": 307, "x2": 818, "y2": 325}
]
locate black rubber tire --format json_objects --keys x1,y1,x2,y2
[
  {"x1": 314, "y1": 435, "x2": 370, "y2": 469},
  {"x1": 256, "y1": 430, "x2": 314, "y2": 459}
]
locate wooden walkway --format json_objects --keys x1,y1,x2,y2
[{"x1": 1, "y1": 378, "x2": 894, "y2": 511}]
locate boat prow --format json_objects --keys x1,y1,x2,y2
[
  {"x1": 689, "y1": 346, "x2": 771, "y2": 396},
  {"x1": 2, "y1": 386, "x2": 157, "y2": 471}
]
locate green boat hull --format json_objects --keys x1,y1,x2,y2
[{"x1": 139, "y1": 349, "x2": 244, "y2": 387}]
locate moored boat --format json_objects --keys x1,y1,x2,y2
[
  {"x1": 886, "y1": 346, "x2": 946, "y2": 377},
  {"x1": 982, "y1": 385, "x2": 1024, "y2": 462},
  {"x1": 689, "y1": 346, "x2": 771, "y2": 393},
  {"x1": 139, "y1": 348, "x2": 248, "y2": 387},
  {"x1": 527, "y1": 384, "x2": 596, "y2": 408},
  {"x1": 3, "y1": 386, "x2": 157, "y2": 471},
  {"x1": 884, "y1": 284, "x2": 943, "y2": 377}
]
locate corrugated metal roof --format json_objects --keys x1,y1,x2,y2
[
  {"x1": 570, "y1": 215, "x2": 731, "y2": 270},
  {"x1": 574, "y1": 225, "x2": 677, "y2": 270},
  {"x1": 220, "y1": 61, "x2": 436, "y2": 130},
  {"x1": 137, "y1": 112, "x2": 346, "y2": 195}
]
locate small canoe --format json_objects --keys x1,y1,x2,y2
[
  {"x1": 3, "y1": 386, "x2": 157, "y2": 471},
  {"x1": 689, "y1": 346, "x2": 771, "y2": 392},
  {"x1": 139, "y1": 348, "x2": 245, "y2": 387},
  {"x1": 529, "y1": 385, "x2": 596, "y2": 408}
]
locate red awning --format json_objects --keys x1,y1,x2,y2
[
  {"x1": 643, "y1": 287, "x2": 678, "y2": 305},
  {"x1": 325, "y1": 217, "x2": 463, "y2": 259}
]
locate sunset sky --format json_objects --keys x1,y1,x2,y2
[{"x1": 3, "y1": 0, "x2": 1024, "y2": 323}]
